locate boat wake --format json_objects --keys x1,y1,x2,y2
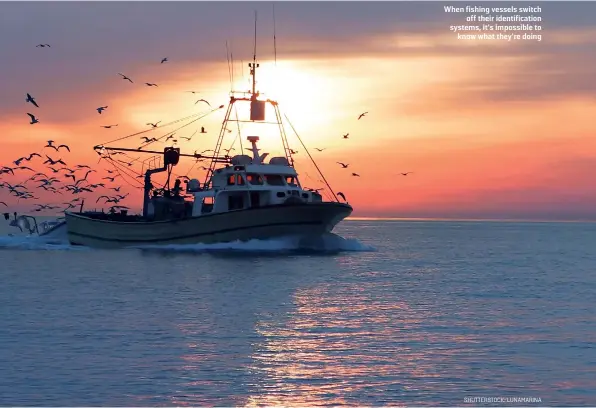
[
  {"x1": 0, "y1": 226, "x2": 84, "y2": 251},
  {"x1": 0, "y1": 230, "x2": 375, "y2": 254},
  {"x1": 134, "y1": 233, "x2": 376, "y2": 255}
]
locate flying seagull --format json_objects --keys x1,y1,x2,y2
[
  {"x1": 400, "y1": 172, "x2": 413, "y2": 176},
  {"x1": 36, "y1": 44, "x2": 51, "y2": 48},
  {"x1": 358, "y1": 112, "x2": 368, "y2": 120},
  {"x1": 314, "y1": 148, "x2": 326, "y2": 152},
  {"x1": 343, "y1": 133, "x2": 349, "y2": 139},
  {"x1": 100, "y1": 124, "x2": 118, "y2": 128},
  {"x1": 195, "y1": 99, "x2": 211, "y2": 107},
  {"x1": 27, "y1": 113, "x2": 39, "y2": 124},
  {"x1": 118, "y1": 73, "x2": 133, "y2": 83},
  {"x1": 161, "y1": 57, "x2": 168, "y2": 64},
  {"x1": 145, "y1": 83, "x2": 158, "y2": 87},
  {"x1": 337, "y1": 192, "x2": 347, "y2": 202},
  {"x1": 146, "y1": 121, "x2": 161, "y2": 128},
  {"x1": 351, "y1": 172, "x2": 360, "y2": 177},
  {"x1": 337, "y1": 162, "x2": 349, "y2": 168},
  {"x1": 25, "y1": 93, "x2": 39, "y2": 108},
  {"x1": 97, "y1": 106, "x2": 108, "y2": 114}
]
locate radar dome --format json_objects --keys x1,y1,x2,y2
[
  {"x1": 187, "y1": 179, "x2": 201, "y2": 192},
  {"x1": 269, "y1": 156, "x2": 289, "y2": 166},
  {"x1": 231, "y1": 155, "x2": 252, "y2": 165}
]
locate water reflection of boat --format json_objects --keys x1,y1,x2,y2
[{"x1": 64, "y1": 37, "x2": 352, "y2": 248}]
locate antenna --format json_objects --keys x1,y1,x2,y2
[
  {"x1": 273, "y1": 4, "x2": 277, "y2": 66},
  {"x1": 230, "y1": 41, "x2": 235, "y2": 87},
  {"x1": 253, "y1": 10, "x2": 257, "y2": 63},
  {"x1": 225, "y1": 40, "x2": 233, "y2": 92},
  {"x1": 248, "y1": 10, "x2": 260, "y2": 98}
]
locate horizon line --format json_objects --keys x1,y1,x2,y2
[{"x1": 346, "y1": 216, "x2": 596, "y2": 223}]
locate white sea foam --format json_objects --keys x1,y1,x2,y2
[
  {"x1": 133, "y1": 233, "x2": 376, "y2": 254},
  {"x1": 0, "y1": 230, "x2": 375, "y2": 253}
]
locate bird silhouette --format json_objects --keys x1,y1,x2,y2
[
  {"x1": 27, "y1": 113, "x2": 39, "y2": 124},
  {"x1": 26, "y1": 93, "x2": 39, "y2": 108},
  {"x1": 26, "y1": 153, "x2": 42, "y2": 161},
  {"x1": 145, "y1": 83, "x2": 158, "y2": 87},
  {"x1": 100, "y1": 124, "x2": 118, "y2": 129},
  {"x1": 161, "y1": 57, "x2": 168, "y2": 64},
  {"x1": 343, "y1": 133, "x2": 349, "y2": 139},
  {"x1": 36, "y1": 44, "x2": 51, "y2": 48},
  {"x1": 118, "y1": 73, "x2": 133, "y2": 83},
  {"x1": 200, "y1": 127, "x2": 207, "y2": 133},
  {"x1": 351, "y1": 173, "x2": 360, "y2": 177},
  {"x1": 146, "y1": 121, "x2": 161, "y2": 128},
  {"x1": 358, "y1": 112, "x2": 368, "y2": 120},
  {"x1": 195, "y1": 99, "x2": 211, "y2": 107},
  {"x1": 400, "y1": 172, "x2": 413, "y2": 176},
  {"x1": 337, "y1": 192, "x2": 347, "y2": 202},
  {"x1": 314, "y1": 148, "x2": 326, "y2": 152},
  {"x1": 43, "y1": 156, "x2": 66, "y2": 166},
  {"x1": 97, "y1": 106, "x2": 108, "y2": 114},
  {"x1": 337, "y1": 162, "x2": 349, "y2": 168}
]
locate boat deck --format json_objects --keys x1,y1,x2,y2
[{"x1": 74, "y1": 212, "x2": 146, "y2": 223}]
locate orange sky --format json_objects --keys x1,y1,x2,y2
[{"x1": 1, "y1": 2, "x2": 596, "y2": 220}]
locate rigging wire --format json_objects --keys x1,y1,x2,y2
[
  {"x1": 234, "y1": 104, "x2": 244, "y2": 155},
  {"x1": 97, "y1": 110, "x2": 215, "y2": 147},
  {"x1": 230, "y1": 41, "x2": 235, "y2": 88},
  {"x1": 273, "y1": 3, "x2": 277, "y2": 66},
  {"x1": 226, "y1": 40, "x2": 233, "y2": 93},
  {"x1": 283, "y1": 113, "x2": 339, "y2": 202},
  {"x1": 104, "y1": 157, "x2": 144, "y2": 189}
]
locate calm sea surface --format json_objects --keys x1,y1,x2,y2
[{"x1": 0, "y1": 219, "x2": 595, "y2": 406}]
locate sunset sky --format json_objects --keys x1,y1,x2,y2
[{"x1": 1, "y1": 1, "x2": 596, "y2": 220}]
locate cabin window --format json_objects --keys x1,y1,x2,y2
[
  {"x1": 250, "y1": 192, "x2": 261, "y2": 208},
  {"x1": 285, "y1": 176, "x2": 297, "y2": 187},
  {"x1": 201, "y1": 197, "x2": 214, "y2": 213},
  {"x1": 228, "y1": 194, "x2": 244, "y2": 210},
  {"x1": 246, "y1": 173, "x2": 264, "y2": 185},
  {"x1": 276, "y1": 192, "x2": 286, "y2": 198},
  {"x1": 265, "y1": 174, "x2": 284, "y2": 186},
  {"x1": 236, "y1": 174, "x2": 246, "y2": 185},
  {"x1": 227, "y1": 175, "x2": 235, "y2": 185}
]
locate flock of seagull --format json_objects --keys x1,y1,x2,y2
[
  {"x1": 0, "y1": 139, "x2": 131, "y2": 213},
  {"x1": 1, "y1": 43, "x2": 414, "y2": 217},
  {"x1": 0, "y1": 45, "x2": 184, "y2": 214}
]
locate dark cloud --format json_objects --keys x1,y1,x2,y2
[{"x1": 1, "y1": 1, "x2": 595, "y2": 122}]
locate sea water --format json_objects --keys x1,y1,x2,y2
[{"x1": 0, "y1": 219, "x2": 595, "y2": 405}]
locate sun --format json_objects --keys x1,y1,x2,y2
[{"x1": 227, "y1": 60, "x2": 343, "y2": 152}]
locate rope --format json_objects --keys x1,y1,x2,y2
[
  {"x1": 283, "y1": 113, "x2": 339, "y2": 202},
  {"x1": 98, "y1": 109, "x2": 217, "y2": 146}
]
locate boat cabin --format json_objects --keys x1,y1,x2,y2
[{"x1": 186, "y1": 136, "x2": 322, "y2": 216}]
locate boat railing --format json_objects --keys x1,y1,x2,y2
[{"x1": 141, "y1": 154, "x2": 162, "y2": 174}]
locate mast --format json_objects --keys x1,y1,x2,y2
[{"x1": 202, "y1": 11, "x2": 295, "y2": 189}]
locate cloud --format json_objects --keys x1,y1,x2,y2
[{"x1": 2, "y1": 2, "x2": 596, "y2": 218}]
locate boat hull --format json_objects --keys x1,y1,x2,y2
[{"x1": 65, "y1": 202, "x2": 352, "y2": 248}]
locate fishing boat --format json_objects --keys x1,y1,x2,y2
[{"x1": 64, "y1": 47, "x2": 352, "y2": 248}]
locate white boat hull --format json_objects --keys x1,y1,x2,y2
[{"x1": 65, "y1": 202, "x2": 352, "y2": 248}]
